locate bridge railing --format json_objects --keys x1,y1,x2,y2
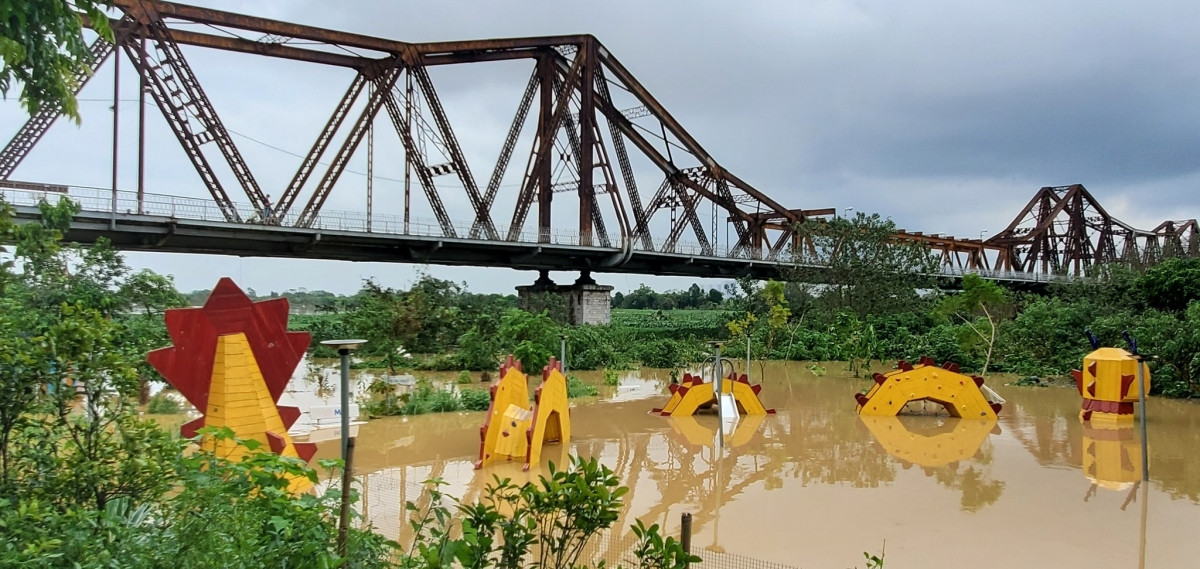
[{"x1": 1, "y1": 182, "x2": 1083, "y2": 283}]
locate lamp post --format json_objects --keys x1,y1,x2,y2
[
  {"x1": 559, "y1": 333, "x2": 568, "y2": 373},
  {"x1": 320, "y1": 339, "x2": 367, "y2": 557},
  {"x1": 843, "y1": 207, "x2": 854, "y2": 219},
  {"x1": 979, "y1": 230, "x2": 988, "y2": 242}
]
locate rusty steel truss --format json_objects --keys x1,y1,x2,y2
[
  {"x1": 986, "y1": 184, "x2": 1198, "y2": 275},
  {"x1": 0, "y1": 0, "x2": 817, "y2": 260},
  {"x1": 888, "y1": 184, "x2": 1198, "y2": 276}
]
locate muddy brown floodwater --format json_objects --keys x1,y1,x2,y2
[{"x1": 309, "y1": 361, "x2": 1200, "y2": 568}]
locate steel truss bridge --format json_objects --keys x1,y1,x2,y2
[{"x1": 1, "y1": 1, "x2": 1195, "y2": 284}]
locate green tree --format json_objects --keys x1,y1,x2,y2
[
  {"x1": 0, "y1": 0, "x2": 113, "y2": 121},
  {"x1": 1139, "y1": 257, "x2": 1200, "y2": 313},
  {"x1": 497, "y1": 308, "x2": 560, "y2": 371},
  {"x1": 789, "y1": 213, "x2": 939, "y2": 318},
  {"x1": 346, "y1": 279, "x2": 420, "y2": 373},
  {"x1": 937, "y1": 274, "x2": 1011, "y2": 375}
]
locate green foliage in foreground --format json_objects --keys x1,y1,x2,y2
[
  {"x1": 1, "y1": 198, "x2": 390, "y2": 567},
  {"x1": 2, "y1": 430, "x2": 394, "y2": 568},
  {"x1": 400, "y1": 456, "x2": 699, "y2": 569}
]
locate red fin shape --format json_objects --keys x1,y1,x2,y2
[
  {"x1": 1120, "y1": 374, "x2": 1136, "y2": 399},
  {"x1": 266, "y1": 431, "x2": 286, "y2": 454},
  {"x1": 278, "y1": 406, "x2": 302, "y2": 430},
  {"x1": 180, "y1": 417, "x2": 205, "y2": 439},
  {"x1": 294, "y1": 442, "x2": 317, "y2": 462}
]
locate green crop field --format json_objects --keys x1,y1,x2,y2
[{"x1": 611, "y1": 308, "x2": 734, "y2": 340}]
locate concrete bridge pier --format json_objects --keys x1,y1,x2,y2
[{"x1": 516, "y1": 270, "x2": 613, "y2": 325}]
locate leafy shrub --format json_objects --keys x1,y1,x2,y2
[
  {"x1": 146, "y1": 391, "x2": 182, "y2": 414},
  {"x1": 459, "y1": 388, "x2": 492, "y2": 411},
  {"x1": 565, "y1": 324, "x2": 636, "y2": 370},
  {"x1": 635, "y1": 338, "x2": 706, "y2": 369},
  {"x1": 395, "y1": 456, "x2": 699, "y2": 569},
  {"x1": 603, "y1": 368, "x2": 620, "y2": 386},
  {"x1": 566, "y1": 374, "x2": 598, "y2": 398},
  {"x1": 457, "y1": 370, "x2": 473, "y2": 384}
]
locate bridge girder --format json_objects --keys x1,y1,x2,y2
[{"x1": 1, "y1": 0, "x2": 811, "y2": 262}]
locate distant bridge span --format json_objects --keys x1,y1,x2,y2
[{"x1": 0, "y1": 182, "x2": 1076, "y2": 287}]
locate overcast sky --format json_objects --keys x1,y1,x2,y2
[{"x1": 3, "y1": 0, "x2": 1199, "y2": 296}]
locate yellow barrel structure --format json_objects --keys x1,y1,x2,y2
[{"x1": 1071, "y1": 347, "x2": 1150, "y2": 422}]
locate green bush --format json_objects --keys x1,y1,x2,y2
[
  {"x1": 566, "y1": 374, "x2": 598, "y2": 398},
  {"x1": 635, "y1": 338, "x2": 706, "y2": 369},
  {"x1": 146, "y1": 391, "x2": 182, "y2": 414},
  {"x1": 396, "y1": 456, "x2": 698, "y2": 569},
  {"x1": 603, "y1": 368, "x2": 620, "y2": 386},
  {"x1": 459, "y1": 388, "x2": 492, "y2": 411}
]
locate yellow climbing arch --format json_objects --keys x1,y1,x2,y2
[{"x1": 855, "y1": 357, "x2": 1002, "y2": 419}]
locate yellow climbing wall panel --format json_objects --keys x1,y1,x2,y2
[
  {"x1": 658, "y1": 372, "x2": 774, "y2": 417},
  {"x1": 476, "y1": 357, "x2": 530, "y2": 470},
  {"x1": 527, "y1": 366, "x2": 570, "y2": 468},
  {"x1": 477, "y1": 356, "x2": 571, "y2": 471}
]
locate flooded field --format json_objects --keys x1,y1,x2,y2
[{"x1": 313, "y1": 361, "x2": 1200, "y2": 568}]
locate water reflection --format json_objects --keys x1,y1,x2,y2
[
  {"x1": 860, "y1": 415, "x2": 1004, "y2": 512},
  {"x1": 665, "y1": 414, "x2": 767, "y2": 448},
  {"x1": 309, "y1": 362, "x2": 1200, "y2": 567},
  {"x1": 859, "y1": 415, "x2": 995, "y2": 468},
  {"x1": 1082, "y1": 422, "x2": 1142, "y2": 493}
]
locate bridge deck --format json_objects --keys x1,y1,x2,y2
[{"x1": 2, "y1": 184, "x2": 1070, "y2": 286}]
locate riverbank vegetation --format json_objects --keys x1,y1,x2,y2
[{"x1": 239, "y1": 218, "x2": 1200, "y2": 399}]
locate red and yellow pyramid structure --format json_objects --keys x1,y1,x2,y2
[
  {"x1": 476, "y1": 355, "x2": 571, "y2": 471},
  {"x1": 148, "y1": 278, "x2": 315, "y2": 491}
]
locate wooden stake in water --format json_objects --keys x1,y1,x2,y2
[{"x1": 680, "y1": 512, "x2": 693, "y2": 557}]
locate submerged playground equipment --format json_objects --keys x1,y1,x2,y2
[
  {"x1": 147, "y1": 278, "x2": 316, "y2": 491},
  {"x1": 855, "y1": 357, "x2": 1003, "y2": 419},
  {"x1": 1071, "y1": 346, "x2": 1151, "y2": 422},
  {"x1": 476, "y1": 355, "x2": 571, "y2": 471},
  {"x1": 653, "y1": 371, "x2": 775, "y2": 416}
]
